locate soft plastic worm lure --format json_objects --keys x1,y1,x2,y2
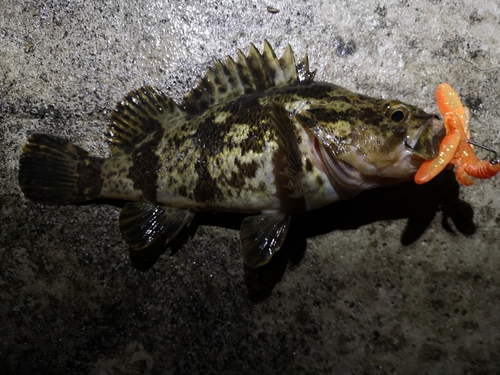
[{"x1": 415, "y1": 83, "x2": 500, "y2": 185}]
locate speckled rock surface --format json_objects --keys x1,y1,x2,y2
[{"x1": 1, "y1": 1, "x2": 500, "y2": 374}]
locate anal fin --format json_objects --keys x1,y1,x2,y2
[
  {"x1": 119, "y1": 202, "x2": 194, "y2": 250},
  {"x1": 240, "y1": 212, "x2": 291, "y2": 267}
]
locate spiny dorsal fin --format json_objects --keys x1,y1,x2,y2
[
  {"x1": 108, "y1": 86, "x2": 183, "y2": 154},
  {"x1": 181, "y1": 40, "x2": 313, "y2": 114},
  {"x1": 108, "y1": 42, "x2": 314, "y2": 153},
  {"x1": 262, "y1": 41, "x2": 285, "y2": 85},
  {"x1": 297, "y1": 53, "x2": 315, "y2": 82},
  {"x1": 279, "y1": 44, "x2": 298, "y2": 84}
]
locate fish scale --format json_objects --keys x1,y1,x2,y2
[{"x1": 18, "y1": 41, "x2": 443, "y2": 267}]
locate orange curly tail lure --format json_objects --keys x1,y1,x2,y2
[{"x1": 414, "y1": 83, "x2": 500, "y2": 185}]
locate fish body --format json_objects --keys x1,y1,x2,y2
[
  {"x1": 102, "y1": 83, "x2": 351, "y2": 213},
  {"x1": 19, "y1": 41, "x2": 443, "y2": 266}
]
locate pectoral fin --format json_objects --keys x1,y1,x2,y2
[
  {"x1": 240, "y1": 212, "x2": 291, "y2": 267},
  {"x1": 119, "y1": 202, "x2": 194, "y2": 249}
]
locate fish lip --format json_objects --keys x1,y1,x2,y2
[
  {"x1": 408, "y1": 116, "x2": 445, "y2": 161},
  {"x1": 428, "y1": 116, "x2": 445, "y2": 158},
  {"x1": 431, "y1": 114, "x2": 444, "y2": 133},
  {"x1": 432, "y1": 117, "x2": 445, "y2": 138}
]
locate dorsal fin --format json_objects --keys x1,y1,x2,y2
[
  {"x1": 108, "y1": 86, "x2": 183, "y2": 154},
  {"x1": 108, "y1": 41, "x2": 314, "y2": 153},
  {"x1": 180, "y1": 40, "x2": 313, "y2": 114}
]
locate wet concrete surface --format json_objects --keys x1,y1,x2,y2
[{"x1": 1, "y1": 1, "x2": 500, "y2": 374}]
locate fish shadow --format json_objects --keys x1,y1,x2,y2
[{"x1": 128, "y1": 169, "x2": 475, "y2": 302}]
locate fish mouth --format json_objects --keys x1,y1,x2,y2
[
  {"x1": 407, "y1": 116, "x2": 445, "y2": 161},
  {"x1": 311, "y1": 115, "x2": 446, "y2": 197}
]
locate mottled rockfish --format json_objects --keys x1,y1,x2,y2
[{"x1": 19, "y1": 41, "x2": 443, "y2": 267}]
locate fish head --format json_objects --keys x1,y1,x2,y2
[
  {"x1": 296, "y1": 86, "x2": 444, "y2": 194},
  {"x1": 387, "y1": 100, "x2": 444, "y2": 161}
]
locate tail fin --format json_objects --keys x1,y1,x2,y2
[{"x1": 19, "y1": 134, "x2": 104, "y2": 204}]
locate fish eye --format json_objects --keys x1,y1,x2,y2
[
  {"x1": 391, "y1": 109, "x2": 405, "y2": 122},
  {"x1": 383, "y1": 101, "x2": 409, "y2": 123}
]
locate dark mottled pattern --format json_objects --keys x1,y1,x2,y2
[
  {"x1": 232, "y1": 98, "x2": 275, "y2": 156},
  {"x1": 187, "y1": 95, "x2": 272, "y2": 202},
  {"x1": 235, "y1": 159, "x2": 259, "y2": 178},
  {"x1": 144, "y1": 78, "x2": 437, "y2": 211},
  {"x1": 295, "y1": 112, "x2": 317, "y2": 129},
  {"x1": 192, "y1": 115, "x2": 232, "y2": 156},
  {"x1": 315, "y1": 175, "x2": 324, "y2": 186},
  {"x1": 108, "y1": 87, "x2": 180, "y2": 203},
  {"x1": 305, "y1": 159, "x2": 313, "y2": 172},
  {"x1": 110, "y1": 86, "x2": 181, "y2": 154},
  {"x1": 308, "y1": 106, "x2": 385, "y2": 128},
  {"x1": 96, "y1": 39, "x2": 438, "y2": 215},
  {"x1": 76, "y1": 156, "x2": 104, "y2": 200},
  {"x1": 146, "y1": 85, "x2": 282, "y2": 210},
  {"x1": 240, "y1": 122, "x2": 269, "y2": 155},
  {"x1": 228, "y1": 159, "x2": 259, "y2": 189},
  {"x1": 193, "y1": 159, "x2": 223, "y2": 202},
  {"x1": 273, "y1": 81, "x2": 340, "y2": 100},
  {"x1": 178, "y1": 185, "x2": 188, "y2": 197},
  {"x1": 128, "y1": 125, "x2": 164, "y2": 203},
  {"x1": 283, "y1": 82, "x2": 437, "y2": 161},
  {"x1": 272, "y1": 146, "x2": 306, "y2": 213}
]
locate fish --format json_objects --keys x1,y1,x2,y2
[{"x1": 18, "y1": 41, "x2": 444, "y2": 267}]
